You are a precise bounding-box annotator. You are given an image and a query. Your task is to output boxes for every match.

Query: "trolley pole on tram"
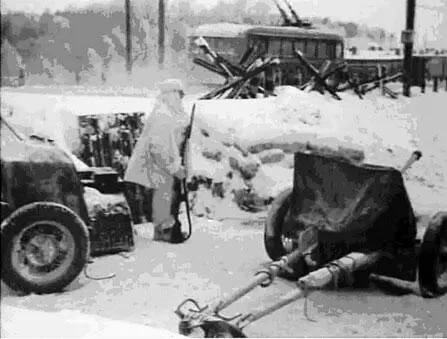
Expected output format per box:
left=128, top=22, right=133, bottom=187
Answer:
left=402, top=0, right=416, bottom=97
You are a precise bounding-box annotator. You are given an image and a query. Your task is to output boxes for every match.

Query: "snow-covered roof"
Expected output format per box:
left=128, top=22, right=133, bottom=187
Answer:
left=190, top=23, right=254, bottom=38
left=247, top=25, right=344, bottom=42
left=345, top=53, right=403, bottom=61
left=189, top=23, right=344, bottom=42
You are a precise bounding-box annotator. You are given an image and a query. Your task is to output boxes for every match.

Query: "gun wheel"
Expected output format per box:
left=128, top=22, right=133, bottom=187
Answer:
left=201, top=321, right=247, bottom=338
left=264, top=188, right=310, bottom=280
left=418, top=212, right=447, bottom=298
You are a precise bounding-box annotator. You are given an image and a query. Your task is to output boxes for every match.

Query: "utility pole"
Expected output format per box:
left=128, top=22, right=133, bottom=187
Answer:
left=158, top=0, right=165, bottom=69
left=402, top=0, right=416, bottom=97
left=125, top=0, right=132, bottom=75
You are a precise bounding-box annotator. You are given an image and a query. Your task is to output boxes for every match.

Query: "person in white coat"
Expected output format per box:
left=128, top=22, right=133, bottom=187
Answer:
left=124, top=79, right=189, bottom=242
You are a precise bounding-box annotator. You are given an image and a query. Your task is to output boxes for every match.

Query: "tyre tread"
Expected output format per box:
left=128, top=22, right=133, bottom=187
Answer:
left=1, top=202, right=90, bottom=294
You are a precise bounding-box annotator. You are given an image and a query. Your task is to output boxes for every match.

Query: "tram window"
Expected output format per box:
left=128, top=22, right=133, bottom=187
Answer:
left=326, top=42, right=335, bottom=59
left=216, top=39, right=226, bottom=50
left=306, top=41, right=317, bottom=58
left=336, top=42, right=343, bottom=58
left=253, top=39, right=268, bottom=55
left=205, top=38, right=217, bottom=50
left=282, top=40, right=294, bottom=56
left=215, top=38, right=237, bottom=55
left=317, top=42, right=327, bottom=58
left=233, top=38, right=245, bottom=52
left=294, top=40, right=305, bottom=54
left=268, top=39, right=282, bottom=56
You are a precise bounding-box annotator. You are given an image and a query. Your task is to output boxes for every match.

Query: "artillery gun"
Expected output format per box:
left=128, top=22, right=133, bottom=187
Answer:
left=175, top=149, right=446, bottom=337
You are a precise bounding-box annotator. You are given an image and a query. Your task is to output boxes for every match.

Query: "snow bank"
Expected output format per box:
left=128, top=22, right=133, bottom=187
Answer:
left=1, top=304, right=184, bottom=338
left=189, top=86, right=418, bottom=161
left=189, top=90, right=336, bottom=148
left=2, top=86, right=445, bottom=215
left=1, top=91, right=152, bottom=152
left=185, top=87, right=446, bottom=214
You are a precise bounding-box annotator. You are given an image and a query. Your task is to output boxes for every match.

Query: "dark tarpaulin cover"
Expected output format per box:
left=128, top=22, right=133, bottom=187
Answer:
left=290, top=151, right=417, bottom=260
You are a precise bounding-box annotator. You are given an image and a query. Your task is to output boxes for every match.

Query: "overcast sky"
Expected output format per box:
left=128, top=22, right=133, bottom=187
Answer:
left=2, top=0, right=446, bottom=48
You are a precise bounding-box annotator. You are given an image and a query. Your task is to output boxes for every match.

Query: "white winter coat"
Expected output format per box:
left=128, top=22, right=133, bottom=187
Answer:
left=124, top=92, right=190, bottom=189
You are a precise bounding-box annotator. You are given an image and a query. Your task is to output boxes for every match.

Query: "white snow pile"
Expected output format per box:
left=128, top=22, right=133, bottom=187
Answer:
left=182, top=85, right=426, bottom=216
left=0, top=91, right=152, bottom=153
left=1, top=304, right=184, bottom=338
left=189, top=86, right=418, bottom=160
left=2, top=86, right=445, bottom=216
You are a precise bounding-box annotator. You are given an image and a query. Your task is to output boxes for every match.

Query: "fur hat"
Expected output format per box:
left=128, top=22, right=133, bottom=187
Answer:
left=156, top=78, right=184, bottom=93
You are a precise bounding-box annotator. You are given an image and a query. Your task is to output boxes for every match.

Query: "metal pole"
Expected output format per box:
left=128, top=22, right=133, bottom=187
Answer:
left=158, top=0, right=165, bottom=69
left=403, top=0, right=416, bottom=97
left=213, top=249, right=303, bottom=314
left=125, top=0, right=132, bottom=74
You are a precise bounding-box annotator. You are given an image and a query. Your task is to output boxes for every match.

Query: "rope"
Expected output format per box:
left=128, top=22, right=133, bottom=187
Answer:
left=325, top=263, right=342, bottom=289
left=298, top=281, right=317, bottom=322
left=342, top=255, right=358, bottom=286
left=325, top=256, right=356, bottom=289
left=83, top=258, right=116, bottom=280
left=117, top=252, right=131, bottom=259
left=255, top=262, right=282, bottom=287
left=344, top=255, right=357, bottom=270
left=298, top=255, right=360, bottom=322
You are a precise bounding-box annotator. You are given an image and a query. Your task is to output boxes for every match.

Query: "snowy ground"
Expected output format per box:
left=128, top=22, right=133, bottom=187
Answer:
left=1, top=85, right=447, bottom=337
left=2, top=216, right=446, bottom=338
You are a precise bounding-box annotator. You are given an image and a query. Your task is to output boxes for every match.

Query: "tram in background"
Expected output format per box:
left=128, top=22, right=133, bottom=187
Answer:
left=187, top=22, right=344, bottom=86
left=186, top=0, right=446, bottom=89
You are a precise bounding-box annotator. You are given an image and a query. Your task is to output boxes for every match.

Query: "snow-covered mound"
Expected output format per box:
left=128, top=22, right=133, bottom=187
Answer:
left=1, top=304, right=184, bottom=338
left=2, top=86, right=445, bottom=215
left=188, top=86, right=418, bottom=161
left=185, top=86, right=446, bottom=214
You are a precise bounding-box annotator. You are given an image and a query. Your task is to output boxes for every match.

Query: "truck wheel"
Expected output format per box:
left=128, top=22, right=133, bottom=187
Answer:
left=1, top=202, right=90, bottom=294
left=418, top=212, right=447, bottom=298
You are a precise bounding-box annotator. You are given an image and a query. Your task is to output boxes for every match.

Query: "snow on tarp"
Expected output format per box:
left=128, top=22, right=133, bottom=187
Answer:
left=1, top=304, right=185, bottom=339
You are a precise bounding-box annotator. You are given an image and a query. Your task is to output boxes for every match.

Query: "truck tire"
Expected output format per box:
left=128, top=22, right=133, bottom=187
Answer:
left=418, top=212, right=447, bottom=298
left=1, top=202, right=90, bottom=294
left=264, top=188, right=294, bottom=261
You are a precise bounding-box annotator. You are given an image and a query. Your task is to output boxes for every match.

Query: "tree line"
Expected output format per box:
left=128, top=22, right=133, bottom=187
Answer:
left=1, top=0, right=390, bottom=85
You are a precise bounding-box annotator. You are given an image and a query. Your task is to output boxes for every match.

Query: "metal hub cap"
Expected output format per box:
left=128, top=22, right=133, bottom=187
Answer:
left=11, top=221, right=76, bottom=284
